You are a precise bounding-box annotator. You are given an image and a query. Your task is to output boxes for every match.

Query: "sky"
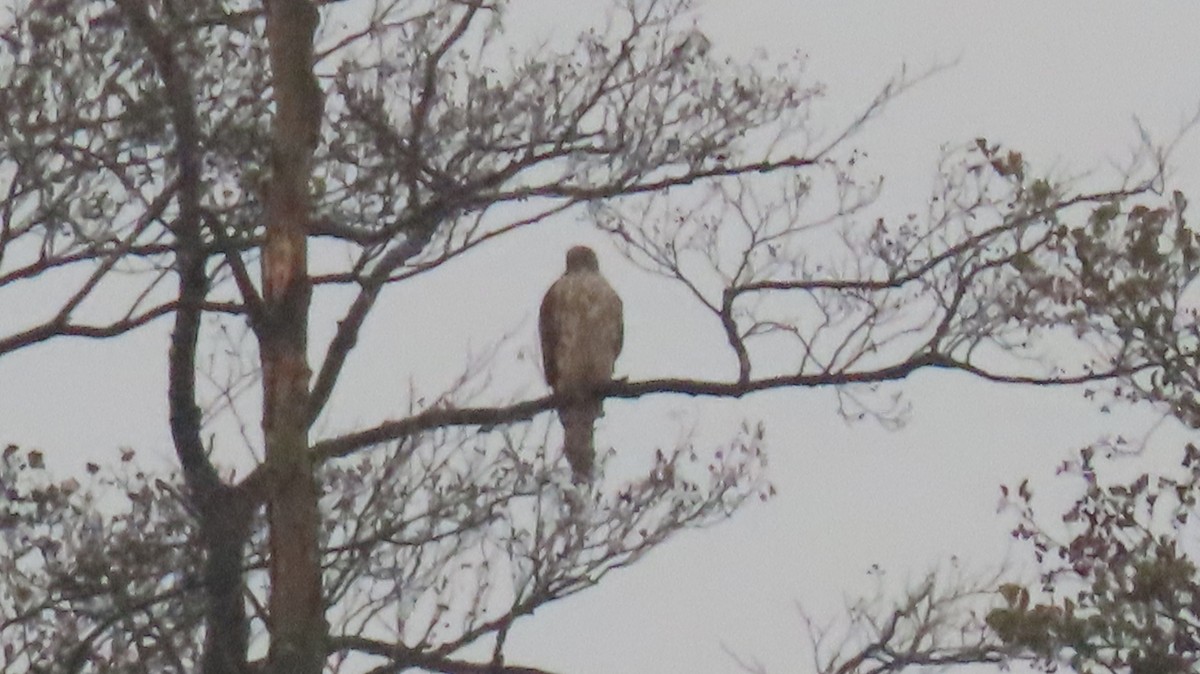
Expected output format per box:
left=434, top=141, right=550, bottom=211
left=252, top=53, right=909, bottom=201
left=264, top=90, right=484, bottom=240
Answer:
left=495, top=2, right=1200, bottom=672
left=3, top=1, right=1200, bottom=673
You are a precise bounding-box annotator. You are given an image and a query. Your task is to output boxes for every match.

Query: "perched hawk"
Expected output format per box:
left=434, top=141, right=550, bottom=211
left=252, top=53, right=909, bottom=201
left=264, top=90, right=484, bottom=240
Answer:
left=539, top=246, right=624, bottom=482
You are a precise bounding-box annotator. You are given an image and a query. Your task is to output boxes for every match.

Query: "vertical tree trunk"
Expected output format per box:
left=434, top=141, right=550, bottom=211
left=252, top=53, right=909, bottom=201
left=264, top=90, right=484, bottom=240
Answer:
left=113, top=2, right=258, bottom=671
left=262, top=1, right=324, bottom=672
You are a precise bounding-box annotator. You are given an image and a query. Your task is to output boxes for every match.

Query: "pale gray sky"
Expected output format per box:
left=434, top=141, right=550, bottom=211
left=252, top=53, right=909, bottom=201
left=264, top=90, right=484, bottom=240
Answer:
left=499, top=3, right=1200, bottom=672
left=2, top=2, right=1199, bottom=673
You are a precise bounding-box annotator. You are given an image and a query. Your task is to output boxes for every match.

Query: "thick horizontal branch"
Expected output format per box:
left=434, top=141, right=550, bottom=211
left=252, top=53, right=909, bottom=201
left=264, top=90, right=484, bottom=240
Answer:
left=0, top=242, right=177, bottom=287
left=0, top=300, right=243, bottom=356
left=270, top=352, right=1144, bottom=478
left=0, top=179, right=180, bottom=288
left=328, top=635, right=556, bottom=674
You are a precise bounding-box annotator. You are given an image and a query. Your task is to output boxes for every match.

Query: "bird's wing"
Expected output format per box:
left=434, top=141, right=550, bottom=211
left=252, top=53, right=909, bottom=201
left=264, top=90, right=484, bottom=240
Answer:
left=611, top=289, right=624, bottom=357
left=538, top=280, right=561, bottom=388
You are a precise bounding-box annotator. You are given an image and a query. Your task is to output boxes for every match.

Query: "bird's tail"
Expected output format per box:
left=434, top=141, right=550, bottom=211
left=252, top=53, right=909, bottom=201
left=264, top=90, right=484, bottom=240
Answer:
left=560, top=399, right=601, bottom=483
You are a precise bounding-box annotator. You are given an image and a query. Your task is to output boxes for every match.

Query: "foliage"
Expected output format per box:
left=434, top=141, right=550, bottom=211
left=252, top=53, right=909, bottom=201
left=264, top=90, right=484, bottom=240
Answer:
left=2, top=422, right=766, bottom=672
left=0, top=446, right=202, bottom=671
left=0, top=0, right=1185, bottom=672
left=984, top=441, right=1200, bottom=674
left=977, top=156, right=1200, bottom=674
left=751, top=134, right=1200, bottom=674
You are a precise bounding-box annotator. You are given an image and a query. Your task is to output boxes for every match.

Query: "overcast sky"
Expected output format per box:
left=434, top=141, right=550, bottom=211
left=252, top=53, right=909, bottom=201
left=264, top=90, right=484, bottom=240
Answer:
left=3, top=1, right=1200, bottom=673
left=499, top=2, right=1200, bottom=672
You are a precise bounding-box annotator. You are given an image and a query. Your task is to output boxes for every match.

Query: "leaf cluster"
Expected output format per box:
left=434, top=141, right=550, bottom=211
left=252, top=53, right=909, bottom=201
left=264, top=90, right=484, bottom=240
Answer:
left=989, top=443, right=1200, bottom=673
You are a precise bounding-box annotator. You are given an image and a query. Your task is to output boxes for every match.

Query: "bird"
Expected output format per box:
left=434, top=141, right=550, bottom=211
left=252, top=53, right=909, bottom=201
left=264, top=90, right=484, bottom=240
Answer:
left=539, top=246, right=624, bottom=482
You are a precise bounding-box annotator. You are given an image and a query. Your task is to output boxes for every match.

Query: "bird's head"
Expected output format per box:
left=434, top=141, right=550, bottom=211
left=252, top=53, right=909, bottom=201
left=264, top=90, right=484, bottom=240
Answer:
left=564, top=245, right=600, bottom=273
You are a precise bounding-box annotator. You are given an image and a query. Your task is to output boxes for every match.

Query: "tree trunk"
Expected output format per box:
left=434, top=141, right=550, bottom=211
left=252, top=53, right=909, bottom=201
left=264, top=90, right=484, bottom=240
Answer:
left=111, top=2, right=258, bottom=671
left=262, top=1, right=324, bottom=672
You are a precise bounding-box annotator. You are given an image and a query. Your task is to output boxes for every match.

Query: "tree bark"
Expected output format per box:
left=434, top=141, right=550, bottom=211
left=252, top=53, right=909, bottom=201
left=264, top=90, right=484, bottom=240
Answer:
left=262, top=1, right=324, bottom=673
left=112, top=2, right=257, bottom=672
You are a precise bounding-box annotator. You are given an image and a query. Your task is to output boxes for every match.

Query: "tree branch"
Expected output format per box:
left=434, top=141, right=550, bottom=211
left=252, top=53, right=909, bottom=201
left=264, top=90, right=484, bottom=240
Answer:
left=237, top=348, right=1149, bottom=501
left=115, top=3, right=255, bottom=674
left=329, top=634, right=559, bottom=674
